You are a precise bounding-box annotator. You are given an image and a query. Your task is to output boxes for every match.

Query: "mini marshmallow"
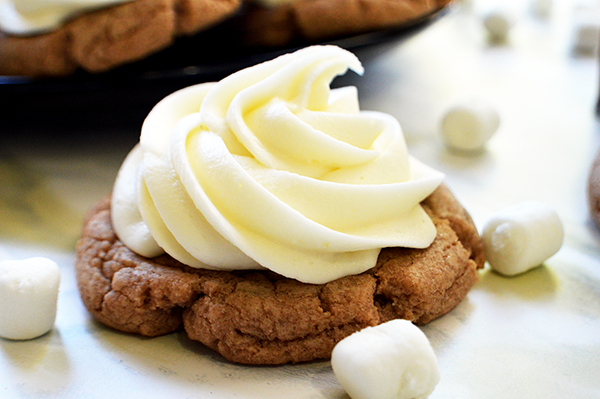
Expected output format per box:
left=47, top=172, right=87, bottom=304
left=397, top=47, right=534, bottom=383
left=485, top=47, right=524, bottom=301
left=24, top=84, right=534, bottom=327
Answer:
left=439, top=99, right=500, bottom=151
left=0, top=257, right=61, bottom=340
left=573, top=23, right=600, bottom=55
left=331, top=319, right=440, bottom=399
left=482, top=201, right=563, bottom=276
left=531, top=0, right=552, bottom=19
left=483, top=10, right=516, bottom=43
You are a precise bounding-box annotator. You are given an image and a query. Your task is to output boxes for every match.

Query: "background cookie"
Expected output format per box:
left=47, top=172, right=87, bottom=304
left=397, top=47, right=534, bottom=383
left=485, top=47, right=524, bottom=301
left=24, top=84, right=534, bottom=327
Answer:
left=242, top=0, right=453, bottom=47
left=588, top=147, right=600, bottom=230
left=75, top=185, right=484, bottom=365
left=0, top=0, right=242, bottom=77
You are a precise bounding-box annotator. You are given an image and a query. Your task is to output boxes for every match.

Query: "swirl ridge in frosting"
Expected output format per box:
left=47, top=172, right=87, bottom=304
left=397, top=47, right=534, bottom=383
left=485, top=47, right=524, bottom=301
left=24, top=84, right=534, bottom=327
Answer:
left=111, top=45, right=444, bottom=284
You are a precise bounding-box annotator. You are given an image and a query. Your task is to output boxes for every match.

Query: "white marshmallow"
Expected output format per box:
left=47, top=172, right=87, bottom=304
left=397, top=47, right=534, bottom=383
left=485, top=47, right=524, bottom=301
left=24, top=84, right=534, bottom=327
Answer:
left=0, top=257, right=61, bottom=340
left=331, top=319, right=440, bottom=399
left=531, top=0, right=553, bottom=19
left=483, top=10, right=516, bottom=43
left=482, top=201, right=563, bottom=276
left=439, top=99, right=500, bottom=151
left=573, top=23, right=600, bottom=55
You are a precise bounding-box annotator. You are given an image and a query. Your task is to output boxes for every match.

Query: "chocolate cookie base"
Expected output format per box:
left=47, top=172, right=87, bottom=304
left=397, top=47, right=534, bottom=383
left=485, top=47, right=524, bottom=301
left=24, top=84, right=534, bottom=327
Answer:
left=75, top=184, right=484, bottom=365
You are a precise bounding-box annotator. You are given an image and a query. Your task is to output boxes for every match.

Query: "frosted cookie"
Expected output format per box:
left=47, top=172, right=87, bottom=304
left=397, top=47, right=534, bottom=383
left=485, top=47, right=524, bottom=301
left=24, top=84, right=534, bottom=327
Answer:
left=0, top=0, right=242, bottom=77
left=75, top=185, right=484, bottom=364
left=74, top=45, right=484, bottom=364
left=242, top=0, right=453, bottom=47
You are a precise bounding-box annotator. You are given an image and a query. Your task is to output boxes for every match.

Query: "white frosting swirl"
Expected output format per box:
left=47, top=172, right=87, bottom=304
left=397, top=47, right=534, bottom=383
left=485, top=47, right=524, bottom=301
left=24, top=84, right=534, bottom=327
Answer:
left=0, top=0, right=132, bottom=35
left=112, top=45, right=444, bottom=284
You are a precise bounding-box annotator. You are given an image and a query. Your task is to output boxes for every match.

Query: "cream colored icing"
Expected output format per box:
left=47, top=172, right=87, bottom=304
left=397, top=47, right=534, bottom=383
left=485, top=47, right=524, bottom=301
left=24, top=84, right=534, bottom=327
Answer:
left=111, top=45, right=444, bottom=284
left=0, top=0, right=132, bottom=35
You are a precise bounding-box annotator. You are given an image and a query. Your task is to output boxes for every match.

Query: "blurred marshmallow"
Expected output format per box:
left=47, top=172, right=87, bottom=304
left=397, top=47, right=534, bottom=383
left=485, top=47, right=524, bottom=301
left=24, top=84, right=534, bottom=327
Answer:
left=531, top=0, right=553, bottom=19
left=439, top=99, right=500, bottom=151
left=573, top=23, right=600, bottom=55
left=483, top=10, right=516, bottom=43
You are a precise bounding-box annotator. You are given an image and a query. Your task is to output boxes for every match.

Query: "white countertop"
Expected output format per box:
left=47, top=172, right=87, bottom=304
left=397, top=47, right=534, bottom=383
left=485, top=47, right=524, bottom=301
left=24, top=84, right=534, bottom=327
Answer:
left=2, top=0, right=600, bottom=398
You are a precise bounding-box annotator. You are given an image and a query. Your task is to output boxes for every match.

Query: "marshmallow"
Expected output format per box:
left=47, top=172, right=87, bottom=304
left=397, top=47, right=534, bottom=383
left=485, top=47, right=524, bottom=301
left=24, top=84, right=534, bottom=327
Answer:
left=439, top=99, right=500, bottom=151
left=531, top=0, right=553, bottom=19
left=483, top=10, right=516, bottom=43
left=0, top=257, right=61, bottom=340
left=331, top=319, right=440, bottom=399
left=482, top=201, right=563, bottom=276
left=573, top=24, right=600, bottom=55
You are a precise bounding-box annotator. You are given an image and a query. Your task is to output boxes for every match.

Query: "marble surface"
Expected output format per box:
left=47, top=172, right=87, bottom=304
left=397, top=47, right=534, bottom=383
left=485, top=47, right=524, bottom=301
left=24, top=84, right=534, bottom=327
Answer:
left=2, top=0, right=600, bottom=398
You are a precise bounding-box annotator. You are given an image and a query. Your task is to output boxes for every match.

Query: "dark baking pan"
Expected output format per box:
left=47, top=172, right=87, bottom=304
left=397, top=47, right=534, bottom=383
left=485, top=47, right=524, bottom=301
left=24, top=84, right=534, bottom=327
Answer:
left=0, top=6, right=451, bottom=131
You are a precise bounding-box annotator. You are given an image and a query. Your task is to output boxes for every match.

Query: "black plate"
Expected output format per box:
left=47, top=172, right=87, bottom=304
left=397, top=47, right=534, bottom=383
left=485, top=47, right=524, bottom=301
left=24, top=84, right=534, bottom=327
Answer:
left=0, top=6, right=450, bottom=130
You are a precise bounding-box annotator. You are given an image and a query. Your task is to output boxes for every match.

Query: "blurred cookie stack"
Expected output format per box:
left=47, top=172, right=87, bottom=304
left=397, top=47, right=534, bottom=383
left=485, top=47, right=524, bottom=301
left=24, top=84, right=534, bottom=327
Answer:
left=0, top=0, right=452, bottom=77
